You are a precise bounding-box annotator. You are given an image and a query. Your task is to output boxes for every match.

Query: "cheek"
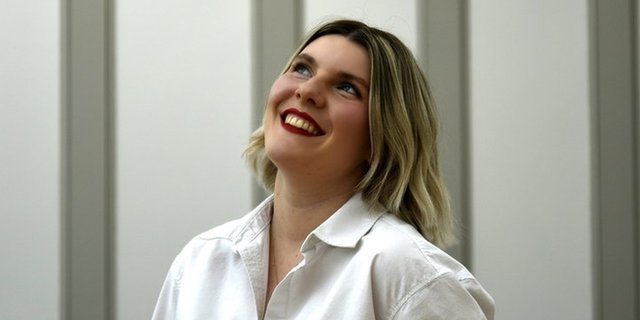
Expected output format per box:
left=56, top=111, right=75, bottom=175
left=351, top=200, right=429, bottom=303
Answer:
left=267, top=75, right=295, bottom=110
left=264, top=76, right=295, bottom=139
left=264, top=77, right=289, bottom=131
left=348, top=107, right=369, bottom=134
left=334, top=106, right=370, bottom=149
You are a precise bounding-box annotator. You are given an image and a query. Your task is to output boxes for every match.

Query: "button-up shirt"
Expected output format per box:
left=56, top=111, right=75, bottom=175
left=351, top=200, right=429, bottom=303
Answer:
left=152, top=193, right=495, bottom=319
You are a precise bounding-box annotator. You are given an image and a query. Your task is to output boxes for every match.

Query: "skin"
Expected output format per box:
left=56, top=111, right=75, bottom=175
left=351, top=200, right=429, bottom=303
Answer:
left=263, top=34, right=371, bottom=307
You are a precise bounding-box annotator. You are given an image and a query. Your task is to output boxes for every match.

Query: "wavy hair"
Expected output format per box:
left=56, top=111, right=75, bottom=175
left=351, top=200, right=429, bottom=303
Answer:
left=244, top=19, right=454, bottom=248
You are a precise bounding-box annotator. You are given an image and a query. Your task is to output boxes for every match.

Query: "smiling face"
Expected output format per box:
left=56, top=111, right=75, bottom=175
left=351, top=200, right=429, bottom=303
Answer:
left=264, top=35, right=371, bottom=187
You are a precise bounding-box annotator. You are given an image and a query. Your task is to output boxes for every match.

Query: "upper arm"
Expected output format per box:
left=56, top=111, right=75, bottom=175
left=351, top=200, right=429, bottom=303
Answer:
left=390, top=274, right=495, bottom=320
left=151, top=250, right=186, bottom=320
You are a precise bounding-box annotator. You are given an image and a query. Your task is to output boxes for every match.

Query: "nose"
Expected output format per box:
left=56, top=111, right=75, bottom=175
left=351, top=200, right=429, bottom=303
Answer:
left=295, top=78, right=325, bottom=107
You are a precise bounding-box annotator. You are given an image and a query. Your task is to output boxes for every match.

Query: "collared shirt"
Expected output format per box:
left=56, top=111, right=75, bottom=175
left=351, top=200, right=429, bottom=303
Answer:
left=152, top=193, right=495, bottom=320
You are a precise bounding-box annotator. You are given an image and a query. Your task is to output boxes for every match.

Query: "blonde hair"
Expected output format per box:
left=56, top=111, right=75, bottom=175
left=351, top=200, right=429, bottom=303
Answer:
left=245, top=19, right=454, bottom=248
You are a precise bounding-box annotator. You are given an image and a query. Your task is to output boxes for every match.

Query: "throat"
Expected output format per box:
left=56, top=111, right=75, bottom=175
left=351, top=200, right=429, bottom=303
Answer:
left=265, top=227, right=304, bottom=306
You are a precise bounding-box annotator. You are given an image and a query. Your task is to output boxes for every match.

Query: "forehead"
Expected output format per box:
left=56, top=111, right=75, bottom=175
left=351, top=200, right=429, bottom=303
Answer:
left=300, top=35, right=371, bottom=82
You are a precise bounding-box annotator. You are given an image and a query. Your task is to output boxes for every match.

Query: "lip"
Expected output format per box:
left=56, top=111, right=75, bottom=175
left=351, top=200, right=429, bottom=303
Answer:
left=280, top=108, right=326, bottom=136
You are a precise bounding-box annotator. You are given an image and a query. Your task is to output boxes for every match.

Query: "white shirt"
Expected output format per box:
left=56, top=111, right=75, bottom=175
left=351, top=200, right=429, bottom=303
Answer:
left=152, top=193, right=495, bottom=320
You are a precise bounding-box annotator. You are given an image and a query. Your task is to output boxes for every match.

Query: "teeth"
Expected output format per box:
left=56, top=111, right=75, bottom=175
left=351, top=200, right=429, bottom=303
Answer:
left=284, top=114, right=319, bottom=135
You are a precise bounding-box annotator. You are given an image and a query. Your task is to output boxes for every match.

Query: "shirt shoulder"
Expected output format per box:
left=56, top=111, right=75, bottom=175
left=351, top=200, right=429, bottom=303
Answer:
left=364, top=213, right=469, bottom=280
left=166, top=196, right=273, bottom=277
left=361, top=214, right=495, bottom=319
left=153, top=199, right=273, bottom=320
left=191, top=195, right=273, bottom=245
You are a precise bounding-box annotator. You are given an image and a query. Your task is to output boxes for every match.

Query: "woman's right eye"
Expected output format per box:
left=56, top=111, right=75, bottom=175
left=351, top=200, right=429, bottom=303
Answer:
left=292, top=63, right=312, bottom=77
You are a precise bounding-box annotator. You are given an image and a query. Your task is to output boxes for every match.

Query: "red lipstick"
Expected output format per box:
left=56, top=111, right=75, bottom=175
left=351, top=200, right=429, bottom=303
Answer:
left=280, top=108, right=325, bottom=136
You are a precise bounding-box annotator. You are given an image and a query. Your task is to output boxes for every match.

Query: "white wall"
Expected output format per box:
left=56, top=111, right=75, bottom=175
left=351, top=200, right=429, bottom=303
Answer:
left=469, top=1, right=592, bottom=319
left=115, top=1, right=253, bottom=319
left=303, top=0, right=417, bottom=53
left=0, top=2, right=61, bottom=319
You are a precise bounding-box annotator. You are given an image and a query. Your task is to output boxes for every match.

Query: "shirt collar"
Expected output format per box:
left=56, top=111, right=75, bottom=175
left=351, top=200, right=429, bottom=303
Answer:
left=233, top=193, right=386, bottom=251
left=230, top=196, right=273, bottom=246
left=303, top=193, right=386, bottom=250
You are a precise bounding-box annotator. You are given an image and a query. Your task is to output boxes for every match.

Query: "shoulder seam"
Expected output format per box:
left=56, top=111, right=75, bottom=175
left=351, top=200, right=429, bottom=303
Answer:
left=387, top=272, right=451, bottom=320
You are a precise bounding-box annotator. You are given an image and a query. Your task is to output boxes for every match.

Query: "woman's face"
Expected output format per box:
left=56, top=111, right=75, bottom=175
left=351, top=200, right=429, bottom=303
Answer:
left=264, top=34, right=371, bottom=185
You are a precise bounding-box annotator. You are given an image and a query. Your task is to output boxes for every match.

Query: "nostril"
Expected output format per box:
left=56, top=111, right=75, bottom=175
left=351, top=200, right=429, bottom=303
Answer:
left=295, top=83, right=323, bottom=107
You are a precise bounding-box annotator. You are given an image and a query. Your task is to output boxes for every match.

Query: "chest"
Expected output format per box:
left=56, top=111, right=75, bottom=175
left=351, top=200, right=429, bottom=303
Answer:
left=176, top=241, right=403, bottom=320
left=261, top=245, right=384, bottom=320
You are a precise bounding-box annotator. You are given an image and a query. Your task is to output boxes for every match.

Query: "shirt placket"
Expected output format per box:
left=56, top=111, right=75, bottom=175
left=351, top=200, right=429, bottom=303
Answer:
left=236, top=233, right=269, bottom=319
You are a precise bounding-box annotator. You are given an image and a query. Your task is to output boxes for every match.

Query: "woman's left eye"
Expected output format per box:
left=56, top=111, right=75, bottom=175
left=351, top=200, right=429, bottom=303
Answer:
left=337, top=83, right=360, bottom=96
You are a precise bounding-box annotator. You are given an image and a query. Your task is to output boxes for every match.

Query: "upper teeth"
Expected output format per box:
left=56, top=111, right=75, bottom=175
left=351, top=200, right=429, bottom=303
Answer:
left=285, top=114, right=319, bottom=135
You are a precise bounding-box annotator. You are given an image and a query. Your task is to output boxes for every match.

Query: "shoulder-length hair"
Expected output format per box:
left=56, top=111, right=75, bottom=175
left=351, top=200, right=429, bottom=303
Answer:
left=245, top=19, right=454, bottom=248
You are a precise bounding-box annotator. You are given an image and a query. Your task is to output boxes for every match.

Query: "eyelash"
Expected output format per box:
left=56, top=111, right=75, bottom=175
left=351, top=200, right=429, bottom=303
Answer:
left=290, top=61, right=361, bottom=97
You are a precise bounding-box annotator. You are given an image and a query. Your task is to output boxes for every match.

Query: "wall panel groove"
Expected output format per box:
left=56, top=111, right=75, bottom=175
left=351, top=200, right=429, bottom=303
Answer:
left=61, top=0, right=114, bottom=319
left=592, top=0, right=639, bottom=319
left=418, top=0, right=470, bottom=266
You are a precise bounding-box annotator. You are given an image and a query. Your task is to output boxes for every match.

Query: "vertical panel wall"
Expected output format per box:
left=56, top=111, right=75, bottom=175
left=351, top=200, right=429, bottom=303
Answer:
left=637, top=2, right=640, bottom=317
left=115, top=1, right=253, bottom=319
left=0, top=2, right=61, bottom=319
left=418, top=0, right=470, bottom=264
left=62, top=0, right=113, bottom=318
left=469, top=1, right=593, bottom=319
left=303, top=0, right=417, bottom=52
left=594, top=0, right=640, bottom=318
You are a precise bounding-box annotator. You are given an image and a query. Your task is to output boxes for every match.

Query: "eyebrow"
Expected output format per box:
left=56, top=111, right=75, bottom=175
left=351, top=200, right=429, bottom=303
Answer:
left=295, top=53, right=370, bottom=89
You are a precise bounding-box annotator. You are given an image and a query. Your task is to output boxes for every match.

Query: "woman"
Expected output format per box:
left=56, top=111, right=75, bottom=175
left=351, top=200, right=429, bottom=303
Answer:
left=153, top=19, right=494, bottom=319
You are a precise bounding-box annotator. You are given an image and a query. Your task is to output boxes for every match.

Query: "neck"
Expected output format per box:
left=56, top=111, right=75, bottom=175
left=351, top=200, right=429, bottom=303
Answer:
left=264, top=170, right=361, bottom=308
left=270, top=172, right=358, bottom=245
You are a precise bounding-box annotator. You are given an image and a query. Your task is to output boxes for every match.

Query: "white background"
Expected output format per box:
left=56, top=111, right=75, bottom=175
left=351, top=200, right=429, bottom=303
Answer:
left=115, top=1, right=253, bottom=318
left=0, top=2, right=61, bottom=319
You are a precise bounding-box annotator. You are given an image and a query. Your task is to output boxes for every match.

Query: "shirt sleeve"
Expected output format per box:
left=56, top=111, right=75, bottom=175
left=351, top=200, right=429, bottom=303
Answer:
left=391, top=273, right=495, bottom=320
left=151, top=252, right=184, bottom=320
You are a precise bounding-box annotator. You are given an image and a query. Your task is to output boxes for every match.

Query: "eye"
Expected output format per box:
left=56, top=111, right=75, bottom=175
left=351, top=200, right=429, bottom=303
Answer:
left=291, top=62, right=312, bottom=78
left=337, top=82, right=360, bottom=97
